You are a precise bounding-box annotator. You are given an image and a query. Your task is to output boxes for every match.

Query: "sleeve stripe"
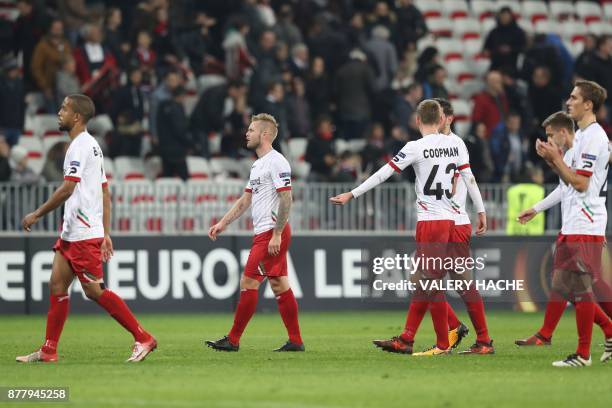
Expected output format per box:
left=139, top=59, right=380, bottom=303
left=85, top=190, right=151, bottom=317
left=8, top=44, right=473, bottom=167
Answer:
left=64, top=176, right=81, bottom=182
left=576, top=169, right=593, bottom=177
left=102, top=181, right=108, bottom=187
left=245, top=188, right=253, bottom=193
left=276, top=186, right=292, bottom=192
left=388, top=161, right=401, bottom=173
left=457, top=163, right=470, bottom=171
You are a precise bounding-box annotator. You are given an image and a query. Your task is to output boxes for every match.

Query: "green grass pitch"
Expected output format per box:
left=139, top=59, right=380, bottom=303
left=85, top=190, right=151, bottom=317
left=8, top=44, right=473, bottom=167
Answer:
left=1, top=311, right=610, bottom=408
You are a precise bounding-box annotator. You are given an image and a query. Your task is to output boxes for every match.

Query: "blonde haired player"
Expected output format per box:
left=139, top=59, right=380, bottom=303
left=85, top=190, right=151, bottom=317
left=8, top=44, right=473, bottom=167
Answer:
left=206, top=113, right=304, bottom=352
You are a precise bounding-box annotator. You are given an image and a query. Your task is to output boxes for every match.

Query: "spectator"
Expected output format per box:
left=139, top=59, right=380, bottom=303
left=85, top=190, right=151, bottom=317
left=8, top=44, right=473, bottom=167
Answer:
left=575, top=35, right=612, bottom=108
left=366, top=1, right=397, bottom=43
left=57, top=0, right=99, bottom=44
left=133, top=30, right=156, bottom=85
left=597, top=105, right=612, bottom=136
left=55, top=56, right=80, bottom=108
left=490, top=112, right=525, bottom=182
left=392, top=82, right=422, bottom=132
left=422, top=64, right=448, bottom=99
left=0, top=60, right=25, bottom=147
left=306, top=56, right=331, bottom=123
left=364, top=25, right=398, bottom=92
left=248, top=29, right=281, bottom=107
left=305, top=116, right=336, bottom=181
left=306, top=15, right=349, bottom=73
left=149, top=69, right=182, bottom=141
left=575, top=33, right=598, bottom=71
left=472, top=70, right=509, bottom=138
left=333, top=151, right=361, bottom=182
left=360, top=123, right=386, bottom=173
left=500, top=66, right=528, bottom=121
left=9, top=145, right=38, bottom=184
left=274, top=4, right=303, bottom=48
left=157, top=86, right=191, bottom=180
left=288, top=43, right=309, bottom=78
left=103, top=7, right=125, bottom=64
left=521, top=34, right=564, bottom=89
left=257, top=81, right=289, bottom=150
left=31, top=19, right=72, bottom=112
left=222, top=16, right=254, bottom=80
left=414, top=46, right=439, bottom=83
left=286, top=77, right=312, bottom=139
left=386, top=125, right=409, bottom=157
left=395, top=0, right=427, bottom=51
left=528, top=66, right=563, bottom=127
left=0, top=136, right=11, bottom=181
left=109, top=68, right=145, bottom=157
left=73, top=24, right=119, bottom=111
left=483, top=6, right=526, bottom=71
left=178, top=12, right=219, bottom=77
left=464, top=122, right=494, bottom=182
left=41, top=141, right=68, bottom=182
left=220, top=83, right=251, bottom=158
left=334, top=49, right=375, bottom=139
left=13, top=0, right=49, bottom=91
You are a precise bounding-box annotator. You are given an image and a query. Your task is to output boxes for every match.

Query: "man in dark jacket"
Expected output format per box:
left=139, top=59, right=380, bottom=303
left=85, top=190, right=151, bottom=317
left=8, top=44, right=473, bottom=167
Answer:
left=0, top=60, right=25, bottom=146
left=109, top=67, right=145, bottom=157
left=575, top=35, right=612, bottom=106
left=334, top=49, right=375, bottom=140
left=305, top=116, right=336, bottom=181
left=484, top=7, right=527, bottom=71
left=257, top=81, right=289, bottom=151
left=157, top=87, right=192, bottom=180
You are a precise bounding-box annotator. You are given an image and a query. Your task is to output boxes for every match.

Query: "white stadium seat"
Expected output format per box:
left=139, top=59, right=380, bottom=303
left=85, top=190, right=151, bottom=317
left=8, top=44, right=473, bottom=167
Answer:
left=575, top=1, right=603, bottom=23
left=87, top=114, right=114, bottom=138
left=560, top=19, right=588, bottom=42
left=451, top=99, right=471, bottom=121
left=208, top=157, right=243, bottom=178
left=292, top=161, right=311, bottom=180
left=436, top=38, right=464, bottom=61
left=288, top=138, right=308, bottom=162
left=517, top=18, right=534, bottom=35
left=453, top=18, right=482, bottom=40
left=463, top=38, right=484, bottom=57
left=604, top=3, right=612, bottom=19
left=144, top=155, right=163, bottom=179
left=549, top=1, right=576, bottom=20
left=42, top=135, right=69, bottom=156
left=32, top=114, right=60, bottom=138
left=115, top=156, right=146, bottom=180
left=469, top=54, right=490, bottom=77
left=103, top=157, right=115, bottom=180
left=534, top=19, right=557, bottom=35
left=186, top=156, right=211, bottom=179
left=453, top=121, right=471, bottom=137
left=521, top=1, right=549, bottom=23
left=441, top=0, right=469, bottom=19
left=471, top=0, right=497, bottom=20
left=425, top=17, right=453, bottom=37
left=239, top=157, right=256, bottom=179
left=445, top=59, right=469, bottom=81
left=480, top=17, right=496, bottom=34
left=460, top=79, right=483, bottom=99
left=17, top=137, right=43, bottom=159
left=415, top=0, right=442, bottom=18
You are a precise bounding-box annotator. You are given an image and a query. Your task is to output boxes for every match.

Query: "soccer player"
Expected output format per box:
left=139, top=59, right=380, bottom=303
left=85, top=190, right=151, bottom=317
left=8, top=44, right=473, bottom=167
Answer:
left=531, top=81, right=612, bottom=367
left=514, top=110, right=612, bottom=364
left=206, top=113, right=304, bottom=352
left=331, top=99, right=486, bottom=355
left=435, top=98, right=494, bottom=354
left=16, top=95, right=156, bottom=363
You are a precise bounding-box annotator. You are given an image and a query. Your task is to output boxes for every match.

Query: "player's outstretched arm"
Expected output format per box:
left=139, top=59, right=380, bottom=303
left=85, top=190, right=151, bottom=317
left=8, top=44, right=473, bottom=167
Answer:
left=536, top=139, right=589, bottom=192
left=518, top=186, right=562, bottom=225
left=21, top=180, right=77, bottom=231
left=208, top=191, right=252, bottom=241
left=269, top=189, right=292, bottom=256
left=330, top=163, right=396, bottom=205
left=457, top=167, right=487, bottom=235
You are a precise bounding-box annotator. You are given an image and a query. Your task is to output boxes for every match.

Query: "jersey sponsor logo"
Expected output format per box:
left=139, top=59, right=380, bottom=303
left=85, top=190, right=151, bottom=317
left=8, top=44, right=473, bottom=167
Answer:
left=70, top=161, right=80, bottom=167
left=250, top=177, right=261, bottom=186
left=423, top=147, right=459, bottom=159
left=279, top=172, right=291, bottom=178
left=392, top=152, right=406, bottom=162
left=581, top=153, right=597, bottom=160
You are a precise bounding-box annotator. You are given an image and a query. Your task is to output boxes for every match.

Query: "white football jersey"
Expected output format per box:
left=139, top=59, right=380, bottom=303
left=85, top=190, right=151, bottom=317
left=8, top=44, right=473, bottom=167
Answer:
left=245, top=149, right=292, bottom=235
left=61, top=132, right=107, bottom=241
left=451, top=174, right=470, bottom=225
left=561, top=123, right=608, bottom=236
left=389, top=133, right=470, bottom=221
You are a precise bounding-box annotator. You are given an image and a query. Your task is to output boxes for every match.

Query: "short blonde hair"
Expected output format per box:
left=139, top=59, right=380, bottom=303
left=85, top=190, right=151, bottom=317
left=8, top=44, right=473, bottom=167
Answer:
left=251, top=113, right=279, bottom=139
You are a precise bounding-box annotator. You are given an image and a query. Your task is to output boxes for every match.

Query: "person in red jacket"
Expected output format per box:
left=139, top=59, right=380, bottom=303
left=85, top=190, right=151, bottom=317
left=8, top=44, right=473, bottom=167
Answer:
left=471, top=70, right=509, bottom=138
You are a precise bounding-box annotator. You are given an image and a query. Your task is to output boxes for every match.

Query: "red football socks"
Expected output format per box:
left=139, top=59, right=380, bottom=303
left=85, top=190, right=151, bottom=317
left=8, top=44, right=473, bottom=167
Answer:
left=430, top=294, right=449, bottom=350
left=593, top=303, right=612, bottom=338
left=228, top=288, right=259, bottom=345
left=446, top=302, right=460, bottom=330
left=459, top=288, right=491, bottom=344
left=401, top=299, right=428, bottom=343
left=574, top=292, right=595, bottom=359
left=276, top=288, right=303, bottom=345
left=593, top=279, right=612, bottom=319
left=41, top=293, right=70, bottom=354
left=538, top=291, right=567, bottom=340
left=97, top=290, right=150, bottom=343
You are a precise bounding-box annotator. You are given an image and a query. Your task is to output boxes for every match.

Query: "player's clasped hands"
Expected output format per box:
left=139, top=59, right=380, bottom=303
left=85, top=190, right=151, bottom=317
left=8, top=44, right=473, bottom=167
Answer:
left=329, top=192, right=353, bottom=205
left=535, top=139, right=561, bottom=162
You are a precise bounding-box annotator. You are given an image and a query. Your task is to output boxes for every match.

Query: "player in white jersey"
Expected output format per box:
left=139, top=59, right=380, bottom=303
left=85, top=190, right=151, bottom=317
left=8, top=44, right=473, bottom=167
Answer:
left=206, top=113, right=304, bottom=352
left=331, top=100, right=487, bottom=355
left=435, top=98, right=494, bottom=355
left=515, top=111, right=612, bottom=363
left=532, top=81, right=612, bottom=367
left=17, top=95, right=156, bottom=363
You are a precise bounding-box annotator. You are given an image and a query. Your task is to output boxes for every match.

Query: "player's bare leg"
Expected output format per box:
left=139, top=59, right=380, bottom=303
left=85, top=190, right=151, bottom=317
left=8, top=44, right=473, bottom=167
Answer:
left=270, top=276, right=304, bottom=351
left=81, top=280, right=156, bottom=362
left=17, top=252, right=74, bottom=363
left=206, top=275, right=261, bottom=351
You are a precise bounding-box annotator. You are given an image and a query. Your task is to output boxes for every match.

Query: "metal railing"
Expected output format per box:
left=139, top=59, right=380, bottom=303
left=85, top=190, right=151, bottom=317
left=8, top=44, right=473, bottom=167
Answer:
left=0, top=181, right=608, bottom=235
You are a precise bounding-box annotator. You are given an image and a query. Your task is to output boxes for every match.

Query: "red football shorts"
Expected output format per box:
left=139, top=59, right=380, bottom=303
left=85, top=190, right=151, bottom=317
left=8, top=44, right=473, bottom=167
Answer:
left=553, top=234, right=605, bottom=278
left=53, top=238, right=104, bottom=283
left=415, top=220, right=454, bottom=279
left=448, top=223, right=472, bottom=259
left=244, top=224, right=291, bottom=281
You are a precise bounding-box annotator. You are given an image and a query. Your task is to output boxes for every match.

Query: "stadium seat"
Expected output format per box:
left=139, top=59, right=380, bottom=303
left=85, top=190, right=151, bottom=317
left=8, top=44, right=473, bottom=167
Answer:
left=87, top=114, right=114, bottom=138
left=292, top=161, right=311, bottom=180
left=209, top=157, right=243, bottom=178
left=560, top=19, right=588, bottom=43
left=28, top=158, right=44, bottom=175
left=153, top=178, right=186, bottom=232
left=113, top=179, right=154, bottom=231
left=17, top=137, right=43, bottom=159
left=239, top=157, right=256, bottom=179
left=453, top=120, right=471, bottom=137
left=436, top=38, right=464, bottom=61
left=521, top=0, right=549, bottom=23
left=144, top=155, right=163, bottom=179
left=463, top=38, right=484, bottom=57
left=415, top=0, right=442, bottom=18
left=33, top=114, right=60, bottom=138
left=471, top=0, right=497, bottom=20
left=445, top=78, right=461, bottom=99
left=0, top=5, right=19, bottom=21
left=103, top=157, right=115, bottom=180
left=208, top=132, right=222, bottom=155
left=480, top=17, right=496, bottom=34
left=453, top=18, right=482, bottom=40
left=346, top=139, right=367, bottom=153
left=288, top=138, right=308, bottom=162
left=605, top=3, right=612, bottom=19
left=563, top=38, right=585, bottom=58
left=469, top=53, right=490, bottom=77
left=115, top=156, right=146, bottom=180
left=445, top=58, right=471, bottom=81
left=575, top=1, right=602, bottom=24
left=42, top=135, right=69, bottom=156
left=451, top=99, right=471, bottom=122
left=517, top=18, right=534, bottom=35
left=186, top=156, right=211, bottom=179
left=441, top=0, right=469, bottom=19
left=425, top=17, right=453, bottom=37
left=335, top=139, right=348, bottom=154
left=549, top=1, right=576, bottom=20
left=182, top=91, right=199, bottom=116
left=460, top=79, right=483, bottom=99
left=533, top=19, right=556, bottom=35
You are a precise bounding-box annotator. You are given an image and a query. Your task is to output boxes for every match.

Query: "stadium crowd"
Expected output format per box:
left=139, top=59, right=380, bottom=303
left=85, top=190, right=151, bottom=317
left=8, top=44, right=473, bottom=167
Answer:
left=0, top=0, right=611, bottom=184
